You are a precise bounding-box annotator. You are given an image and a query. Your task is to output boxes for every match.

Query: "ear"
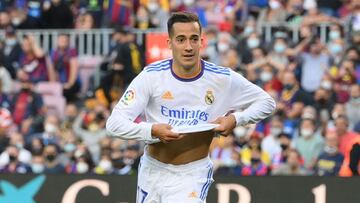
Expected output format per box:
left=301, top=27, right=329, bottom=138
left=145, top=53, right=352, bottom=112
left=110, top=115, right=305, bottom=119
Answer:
left=200, top=37, right=204, bottom=48
left=167, top=38, right=172, bottom=50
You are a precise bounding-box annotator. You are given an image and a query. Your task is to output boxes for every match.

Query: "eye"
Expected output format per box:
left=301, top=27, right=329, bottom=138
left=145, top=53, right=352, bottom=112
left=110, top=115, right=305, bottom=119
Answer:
left=176, top=38, right=185, bottom=43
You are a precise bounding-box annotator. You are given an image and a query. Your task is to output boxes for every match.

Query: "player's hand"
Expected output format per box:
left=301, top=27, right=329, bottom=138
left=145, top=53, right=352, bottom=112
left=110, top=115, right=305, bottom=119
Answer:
left=212, top=115, right=237, bottom=136
left=151, top=124, right=184, bottom=143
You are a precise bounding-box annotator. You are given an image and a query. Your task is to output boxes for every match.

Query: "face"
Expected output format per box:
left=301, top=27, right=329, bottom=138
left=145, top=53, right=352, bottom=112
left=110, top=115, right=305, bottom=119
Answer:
left=21, top=38, right=32, bottom=53
left=287, top=150, right=300, bottom=167
left=350, top=85, right=360, bottom=98
left=325, top=131, right=338, bottom=148
left=57, top=35, right=69, bottom=50
left=168, top=22, right=203, bottom=70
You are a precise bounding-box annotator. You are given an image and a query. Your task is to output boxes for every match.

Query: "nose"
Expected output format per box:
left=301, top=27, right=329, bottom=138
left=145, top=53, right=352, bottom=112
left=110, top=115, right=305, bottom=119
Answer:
left=184, top=40, right=192, bottom=52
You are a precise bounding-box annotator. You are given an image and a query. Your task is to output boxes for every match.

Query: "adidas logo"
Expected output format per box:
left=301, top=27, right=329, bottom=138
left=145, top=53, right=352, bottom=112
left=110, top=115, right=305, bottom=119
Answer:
left=161, top=91, right=174, bottom=100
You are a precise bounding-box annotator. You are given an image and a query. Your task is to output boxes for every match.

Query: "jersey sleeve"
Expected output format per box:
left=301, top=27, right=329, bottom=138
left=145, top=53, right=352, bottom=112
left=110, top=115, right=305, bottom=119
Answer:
left=106, top=70, right=160, bottom=144
left=228, top=70, right=276, bottom=125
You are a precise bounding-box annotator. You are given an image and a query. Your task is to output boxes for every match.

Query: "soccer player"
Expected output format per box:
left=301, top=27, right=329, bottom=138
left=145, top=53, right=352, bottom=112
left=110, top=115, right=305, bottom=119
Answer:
left=106, top=12, right=276, bottom=203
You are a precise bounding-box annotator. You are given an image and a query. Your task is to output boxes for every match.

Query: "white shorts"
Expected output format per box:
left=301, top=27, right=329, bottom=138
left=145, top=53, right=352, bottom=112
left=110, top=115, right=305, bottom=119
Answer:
left=136, top=151, right=214, bottom=203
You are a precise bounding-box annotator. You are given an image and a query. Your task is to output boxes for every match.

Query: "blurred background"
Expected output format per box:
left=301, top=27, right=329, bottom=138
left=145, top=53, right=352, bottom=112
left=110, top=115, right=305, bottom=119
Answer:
left=0, top=0, right=360, bottom=201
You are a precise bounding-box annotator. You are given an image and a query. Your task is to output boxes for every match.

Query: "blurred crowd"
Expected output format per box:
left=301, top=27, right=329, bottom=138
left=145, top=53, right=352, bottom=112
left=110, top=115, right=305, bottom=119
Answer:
left=0, top=0, right=360, bottom=177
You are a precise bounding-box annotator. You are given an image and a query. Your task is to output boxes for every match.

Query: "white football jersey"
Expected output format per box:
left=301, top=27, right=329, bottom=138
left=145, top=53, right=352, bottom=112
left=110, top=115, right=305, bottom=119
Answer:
left=106, top=59, right=276, bottom=143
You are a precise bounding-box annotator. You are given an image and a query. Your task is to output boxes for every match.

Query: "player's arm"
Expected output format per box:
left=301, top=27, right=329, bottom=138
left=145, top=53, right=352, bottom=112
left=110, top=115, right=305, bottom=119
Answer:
left=106, top=71, right=182, bottom=143
left=229, top=71, right=276, bottom=125
left=214, top=71, right=276, bottom=135
left=106, top=71, right=159, bottom=143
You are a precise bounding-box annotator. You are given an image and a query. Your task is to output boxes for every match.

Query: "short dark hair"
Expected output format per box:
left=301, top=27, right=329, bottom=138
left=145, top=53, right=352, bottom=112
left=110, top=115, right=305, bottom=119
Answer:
left=167, top=12, right=201, bottom=36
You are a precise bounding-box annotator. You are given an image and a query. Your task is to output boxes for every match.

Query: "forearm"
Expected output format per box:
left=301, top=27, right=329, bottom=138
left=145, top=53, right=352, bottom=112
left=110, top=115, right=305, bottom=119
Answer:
left=232, top=96, right=275, bottom=126
left=106, top=109, right=159, bottom=144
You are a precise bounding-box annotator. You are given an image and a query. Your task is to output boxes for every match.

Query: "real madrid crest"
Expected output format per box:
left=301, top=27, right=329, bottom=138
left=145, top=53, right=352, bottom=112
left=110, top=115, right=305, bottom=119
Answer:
left=205, top=90, right=214, bottom=105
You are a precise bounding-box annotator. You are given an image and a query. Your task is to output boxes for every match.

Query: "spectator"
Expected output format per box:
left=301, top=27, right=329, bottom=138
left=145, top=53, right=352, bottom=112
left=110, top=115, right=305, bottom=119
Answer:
left=271, top=132, right=292, bottom=169
left=10, top=76, right=44, bottom=134
left=1, top=26, right=22, bottom=79
left=345, top=84, right=360, bottom=127
left=241, top=147, right=268, bottom=176
left=334, top=115, right=359, bottom=156
left=31, top=153, right=45, bottom=173
left=0, top=132, right=31, bottom=167
left=134, top=5, right=156, bottom=30
left=28, top=114, right=61, bottom=146
left=0, top=145, right=32, bottom=173
left=348, top=142, right=360, bottom=176
left=271, top=149, right=309, bottom=175
left=211, top=134, right=240, bottom=171
left=314, top=130, right=344, bottom=176
left=261, top=116, right=283, bottom=162
left=241, top=133, right=271, bottom=166
left=18, top=35, right=55, bottom=83
left=50, top=34, right=81, bottom=102
left=146, top=0, right=169, bottom=30
left=43, top=144, right=65, bottom=173
left=257, top=0, right=286, bottom=26
left=66, top=143, right=94, bottom=174
left=277, top=71, right=314, bottom=124
left=61, top=103, right=78, bottom=130
left=331, top=60, right=357, bottom=103
left=73, top=109, right=107, bottom=163
left=0, top=11, right=11, bottom=29
left=41, top=0, right=74, bottom=28
left=299, top=37, right=331, bottom=93
left=292, top=118, right=324, bottom=170
left=94, top=152, right=114, bottom=175
left=0, top=52, right=13, bottom=95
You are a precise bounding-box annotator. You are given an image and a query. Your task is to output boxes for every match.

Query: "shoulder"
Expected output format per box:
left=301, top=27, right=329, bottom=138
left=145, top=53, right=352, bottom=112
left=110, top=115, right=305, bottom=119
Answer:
left=143, top=59, right=171, bottom=73
left=202, top=60, right=231, bottom=76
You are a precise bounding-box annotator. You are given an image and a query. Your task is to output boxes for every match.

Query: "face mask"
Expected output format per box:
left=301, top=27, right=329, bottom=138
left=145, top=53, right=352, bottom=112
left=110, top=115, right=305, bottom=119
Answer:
left=329, top=43, right=343, bottom=55
left=280, top=144, right=288, bottom=150
left=350, top=96, right=360, bottom=104
left=15, top=143, right=24, bottom=149
left=260, top=71, right=273, bottom=82
left=45, top=123, right=58, bottom=134
left=147, top=3, right=159, bottom=12
left=269, top=1, right=281, bottom=9
left=218, top=43, right=229, bottom=53
left=9, top=155, right=17, bottom=162
left=329, top=31, right=340, bottom=40
left=247, top=38, right=259, bottom=49
left=11, top=18, right=21, bottom=26
left=324, top=146, right=338, bottom=154
left=320, top=80, right=332, bottom=90
left=184, top=0, right=195, bottom=6
left=274, top=43, right=286, bottom=53
left=31, top=163, right=44, bottom=173
left=301, top=129, right=313, bottom=138
left=64, top=143, right=76, bottom=153
left=233, top=126, right=247, bottom=138
left=99, top=160, right=113, bottom=172
left=251, top=158, right=261, bottom=164
left=76, top=162, right=89, bottom=174
left=223, top=159, right=237, bottom=167
left=88, top=123, right=100, bottom=132
left=46, top=154, right=56, bottom=162
left=243, top=26, right=254, bottom=36
left=5, top=38, right=17, bottom=46
left=270, top=127, right=282, bottom=137
left=283, top=84, right=294, bottom=90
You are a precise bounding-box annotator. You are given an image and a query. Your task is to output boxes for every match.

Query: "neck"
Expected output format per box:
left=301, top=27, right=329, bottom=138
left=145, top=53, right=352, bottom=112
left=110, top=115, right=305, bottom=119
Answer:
left=172, top=59, right=201, bottom=79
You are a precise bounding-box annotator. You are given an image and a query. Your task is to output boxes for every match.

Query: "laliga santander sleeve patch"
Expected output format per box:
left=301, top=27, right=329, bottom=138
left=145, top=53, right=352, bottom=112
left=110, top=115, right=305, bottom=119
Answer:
left=120, top=89, right=136, bottom=105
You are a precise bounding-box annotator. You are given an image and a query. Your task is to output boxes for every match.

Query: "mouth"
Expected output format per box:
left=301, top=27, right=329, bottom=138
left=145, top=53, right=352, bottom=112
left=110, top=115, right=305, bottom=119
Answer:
left=183, top=54, right=194, bottom=59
